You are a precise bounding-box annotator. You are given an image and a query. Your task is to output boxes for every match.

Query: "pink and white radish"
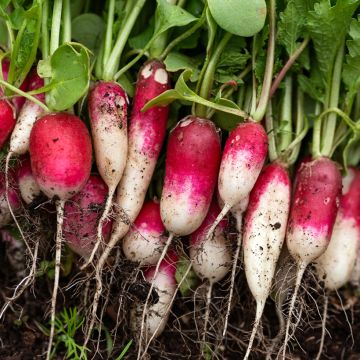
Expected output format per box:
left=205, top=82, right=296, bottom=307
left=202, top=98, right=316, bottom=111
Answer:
left=189, top=198, right=231, bottom=342
left=131, top=250, right=178, bottom=344
left=206, top=122, right=268, bottom=240
left=110, top=60, right=170, bottom=246
left=0, top=99, right=16, bottom=149
left=123, top=199, right=167, bottom=265
left=29, top=112, right=92, bottom=358
left=242, top=162, right=291, bottom=360
left=17, top=156, right=41, bottom=205
left=63, top=174, right=112, bottom=259
left=313, top=168, right=360, bottom=360
left=87, top=81, right=128, bottom=261
left=283, top=157, right=342, bottom=358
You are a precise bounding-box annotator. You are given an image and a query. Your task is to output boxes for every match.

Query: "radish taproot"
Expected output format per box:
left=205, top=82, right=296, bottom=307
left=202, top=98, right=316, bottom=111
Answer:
left=87, top=81, right=128, bottom=263
left=313, top=168, right=360, bottom=360
left=283, top=157, right=342, bottom=358
left=63, top=174, right=112, bottom=259
left=29, top=112, right=92, bottom=358
left=243, top=162, right=291, bottom=360
left=131, top=250, right=178, bottom=340
left=123, top=199, right=167, bottom=265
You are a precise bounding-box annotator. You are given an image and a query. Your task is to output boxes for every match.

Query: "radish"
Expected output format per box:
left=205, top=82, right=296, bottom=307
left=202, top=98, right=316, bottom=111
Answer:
left=313, top=167, right=360, bottom=360
left=189, top=198, right=231, bottom=343
left=17, top=156, right=41, bottom=205
left=63, top=174, right=112, bottom=259
left=283, top=157, right=342, bottom=358
left=110, top=60, right=170, bottom=248
left=29, top=112, right=92, bottom=358
left=123, top=199, right=167, bottom=265
left=242, top=162, right=291, bottom=360
left=131, top=250, right=178, bottom=340
left=86, top=81, right=128, bottom=263
left=0, top=99, right=16, bottom=149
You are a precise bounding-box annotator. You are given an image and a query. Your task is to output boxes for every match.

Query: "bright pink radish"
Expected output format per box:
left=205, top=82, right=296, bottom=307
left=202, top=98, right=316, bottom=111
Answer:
left=0, top=99, right=16, bottom=149
left=123, top=200, right=167, bottom=265
left=160, top=116, right=221, bottom=236
left=111, top=60, right=170, bottom=245
left=189, top=199, right=230, bottom=283
left=29, top=113, right=92, bottom=200
left=0, top=169, right=21, bottom=228
left=131, top=250, right=178, bottom=339
left=17, top=156, right=41, bottom=205
left=87, top=81, right=128, bottom=262
left=283, top=157, right=342, bottom=359
left=29, top=112, right=92, bottom=360
left=315, top=167, right=360, bottom=290
left=9, top=68, right=45, bottom=156
left=63, top=175, right=112, bottom=258
left=206, top=122, right=268, bottom=240
left=242, top=162, right=291, bottom=360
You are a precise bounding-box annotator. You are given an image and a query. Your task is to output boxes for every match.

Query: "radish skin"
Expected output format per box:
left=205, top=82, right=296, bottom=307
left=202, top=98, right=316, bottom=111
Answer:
left=123, top=200, right=166, bottom=265
left=207, top=122, right=268, bottom=240
left=87, top=81, right=128, bottom=263
left=111, top=60, right=170, bottom=244
left=0, top=100, right=16, bottom=149
left=17, top=157, right=41, bottom=205
left=243, top=162, right=291, bottom=360
left=63, top=175, right=112, bottom=258
left=283, top=157, right=342, bottom=359
left=131, top=250, right=178, bottom=339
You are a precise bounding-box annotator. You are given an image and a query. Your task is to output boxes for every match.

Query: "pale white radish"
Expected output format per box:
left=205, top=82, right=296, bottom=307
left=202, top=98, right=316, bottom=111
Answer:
left=243, top=162, right=291, bottom=360
left=123, top=199, right=167, bottom=265
left=17, top=156, right=41, bottom=205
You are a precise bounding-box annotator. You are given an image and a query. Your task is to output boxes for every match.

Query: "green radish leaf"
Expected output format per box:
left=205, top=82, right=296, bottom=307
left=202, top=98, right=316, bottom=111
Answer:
left=212, top=111, right=240, bottom=131
left=277, top=0, right=312, bottom=56
left=7, top=0, right=41, bottom=90
left=128, top=18, right=154, bottom=50
left=307, top=0, right=359, bottom=81
left=154, top=0, right=198, bottom=38
left=343, top=132, right=360, bottom=170
left=298, top=72, right=324, bottom=103
left=0, top=18, right=7, bottom=45
left=36, top=43, right=90, bottom=111
left=208, top=0, right=266, bottom=37
left=175, top=255, right=200, bottom=297
left=164, top=52, right=201, bottom=81
left=142, top=69, right=249, bottom=119
left=343, top=16, right=360, bottom=111
left=71, top=13, right=105, bottom=55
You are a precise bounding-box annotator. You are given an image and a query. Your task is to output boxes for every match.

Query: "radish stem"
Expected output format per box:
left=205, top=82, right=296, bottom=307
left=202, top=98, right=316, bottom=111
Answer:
left=50, top=0, right=63, bottom=55
left=103, top=0, right=115, bottom=68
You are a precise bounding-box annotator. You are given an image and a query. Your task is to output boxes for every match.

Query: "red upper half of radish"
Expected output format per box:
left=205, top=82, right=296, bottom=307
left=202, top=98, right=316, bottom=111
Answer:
left=144, top=249, right=178, bottom=284
left=286, top=157, right=342, bottom=263
left=29, top=113, right=92, bottom=200
left=63, top=174, right=112, bottom=258
left=134, top=200, right=165, bottom=234
left=26, top=68, right=45, bottom=103
left=0, top=99, right=16, bottom=149
left=218, top=122, right=268, bottom=207
left=130, top=60, right=170, bottom=158
left=160, top=116, right=221, bottom=235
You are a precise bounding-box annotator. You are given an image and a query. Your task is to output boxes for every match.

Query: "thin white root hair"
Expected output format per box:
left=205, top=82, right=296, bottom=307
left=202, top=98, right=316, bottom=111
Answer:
left=201, top=283, right=213, bottom=351
left=315, top=295, right=328, bottom=360
left=5, top=152, right=34, bottom=263
left=223, top=226, right=242, bottom=338
left=0, top=239, right=39, bottom=319
left=46, top=199, right=65, bottom=360
left=243, top=301, right=266, bottom=360
left=266, top=302, right=285, bottom=360
left=282, top=261, right=307, bottom=360
left=136, top=232, right=174, bottom=360
left=336, top=289, right=354, bottom=346
left=141, top=260, right=193, bottom=359
left=82, top=186, right=115, bottom=269
left=205, top=203, right=232, bottom=242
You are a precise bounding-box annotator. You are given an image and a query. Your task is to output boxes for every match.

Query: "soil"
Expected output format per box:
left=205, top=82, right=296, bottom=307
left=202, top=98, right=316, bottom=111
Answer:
left=1, top=230, right=360, bottom=360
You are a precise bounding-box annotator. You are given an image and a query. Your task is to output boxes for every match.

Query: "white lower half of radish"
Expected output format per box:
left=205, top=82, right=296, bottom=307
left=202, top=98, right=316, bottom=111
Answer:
left=18, top=174, right=41, bottom=204
left=315, top=215, right=359, bottom=290
left=287, top=226, right=329, bottom=265
left=93, top=120, right=127, bottom=188
left=131, top=271, right=176, bottom=338
left=190, top=232, right=231, bottom=283
left=161, top=181, right=208, bottom=236
left=123, top=230, right=166, bottom=265
left=10, top=102, right=44, bottom=155
left=243, top=181, right=290, bottom=302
